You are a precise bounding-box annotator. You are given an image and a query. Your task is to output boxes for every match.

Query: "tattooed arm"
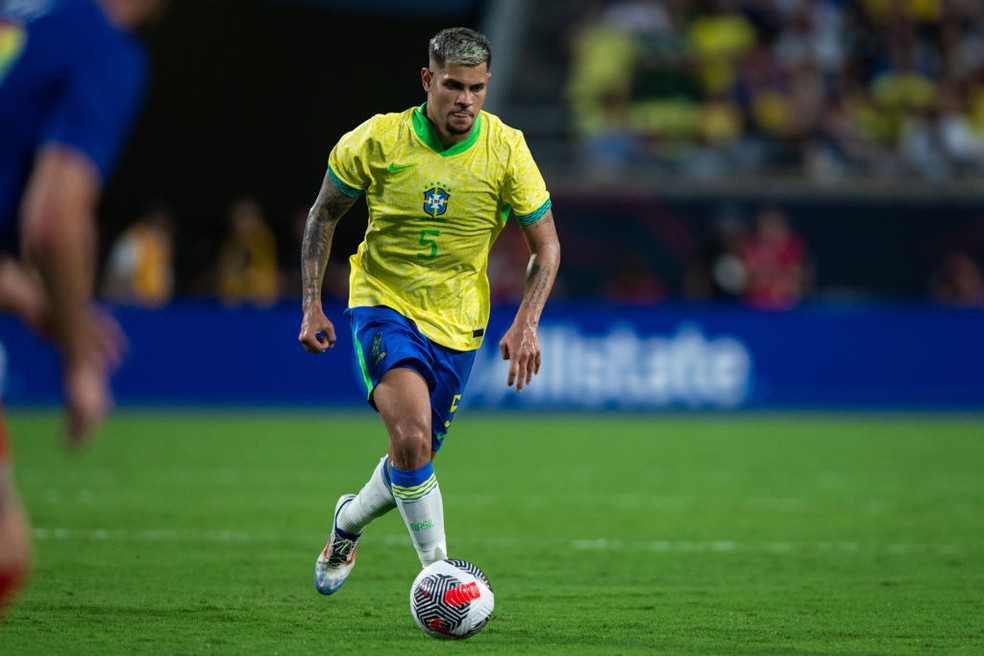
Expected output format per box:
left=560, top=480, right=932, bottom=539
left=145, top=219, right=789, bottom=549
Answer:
left=498, top=208, right=561, bottom=391
left=297, top=171, right=358, bottom=354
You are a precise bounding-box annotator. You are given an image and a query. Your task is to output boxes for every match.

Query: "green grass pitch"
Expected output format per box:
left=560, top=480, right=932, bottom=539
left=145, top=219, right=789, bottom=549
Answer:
left=1, top=410, right=982, bottom=654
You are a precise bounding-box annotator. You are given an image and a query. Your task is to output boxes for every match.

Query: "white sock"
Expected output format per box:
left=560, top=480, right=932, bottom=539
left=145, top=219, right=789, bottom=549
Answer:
left=389, top=462, right=447, bottom=567
left=337, top=456, right=396, bottom=535
left=396, top=486, right=447, bottom=567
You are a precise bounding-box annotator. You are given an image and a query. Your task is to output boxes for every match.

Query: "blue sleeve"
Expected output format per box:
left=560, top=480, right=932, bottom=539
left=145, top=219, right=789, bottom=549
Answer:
left=41, top=35, right=148, bottom=181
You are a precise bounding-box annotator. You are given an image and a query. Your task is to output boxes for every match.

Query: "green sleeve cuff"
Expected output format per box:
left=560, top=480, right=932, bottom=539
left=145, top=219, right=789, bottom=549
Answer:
left=515, top=198, right=552, bottom=226
left=328, top=165, right=364, bottom=198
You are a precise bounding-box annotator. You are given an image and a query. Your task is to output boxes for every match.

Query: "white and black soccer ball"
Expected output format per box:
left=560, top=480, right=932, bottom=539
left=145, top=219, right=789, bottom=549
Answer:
left=409, top=558, right=494, bottom=639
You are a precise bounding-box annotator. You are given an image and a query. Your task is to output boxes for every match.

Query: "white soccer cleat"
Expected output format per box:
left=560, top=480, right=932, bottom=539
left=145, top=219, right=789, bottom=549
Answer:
left=314, top=494, right=360, bottom=595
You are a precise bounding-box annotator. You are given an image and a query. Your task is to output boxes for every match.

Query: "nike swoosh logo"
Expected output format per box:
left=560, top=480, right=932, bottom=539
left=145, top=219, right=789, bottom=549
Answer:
left=388, top=162, right=417, bottom=172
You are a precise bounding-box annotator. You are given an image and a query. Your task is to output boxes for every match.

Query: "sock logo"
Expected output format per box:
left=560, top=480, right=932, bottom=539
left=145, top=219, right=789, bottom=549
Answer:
left=409, top=520, right=434, bottom=531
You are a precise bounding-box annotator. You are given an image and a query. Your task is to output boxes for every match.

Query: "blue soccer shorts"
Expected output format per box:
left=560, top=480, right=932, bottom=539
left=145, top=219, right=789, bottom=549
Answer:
left=345, top=305, right=477, bottom=452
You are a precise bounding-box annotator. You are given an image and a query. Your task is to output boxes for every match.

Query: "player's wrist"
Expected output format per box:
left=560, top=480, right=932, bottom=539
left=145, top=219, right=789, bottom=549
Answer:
left=513, top=309, right=540, bottom=330
left=301, top=297, right=324, bottom=313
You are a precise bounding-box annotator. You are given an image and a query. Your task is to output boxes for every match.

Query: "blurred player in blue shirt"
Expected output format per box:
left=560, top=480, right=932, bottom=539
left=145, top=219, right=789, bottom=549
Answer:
left=0, top=0, right=167, bottom=617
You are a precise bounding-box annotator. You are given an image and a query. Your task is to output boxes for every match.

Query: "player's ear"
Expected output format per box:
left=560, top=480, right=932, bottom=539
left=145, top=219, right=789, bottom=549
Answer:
left=421, top=67, right=432, bottom=92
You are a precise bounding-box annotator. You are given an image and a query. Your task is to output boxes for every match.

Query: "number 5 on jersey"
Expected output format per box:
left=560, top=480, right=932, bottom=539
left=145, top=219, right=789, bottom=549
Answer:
left=418, top=228, right=440, bottom=258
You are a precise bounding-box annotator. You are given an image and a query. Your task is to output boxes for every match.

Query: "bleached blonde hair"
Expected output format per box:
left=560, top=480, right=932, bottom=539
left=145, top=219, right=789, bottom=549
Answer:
left=428, top=27, right=491, bottom=69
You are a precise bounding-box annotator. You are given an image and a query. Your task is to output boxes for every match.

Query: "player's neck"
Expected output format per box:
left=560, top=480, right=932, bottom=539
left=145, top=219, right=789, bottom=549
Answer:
left=423, top=104, right=469, bottom=150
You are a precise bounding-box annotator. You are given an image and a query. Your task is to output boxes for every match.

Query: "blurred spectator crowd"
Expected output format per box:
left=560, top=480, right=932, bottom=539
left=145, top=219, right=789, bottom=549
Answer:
left=96, top=194, right=984, bottom=312
left=565, top=0, right=984, bottom=181
left=682, top=203, right=815, bottom=310
left=98, top=197, right=351, bottom=310
left=91, top=0, right=984, bottom=312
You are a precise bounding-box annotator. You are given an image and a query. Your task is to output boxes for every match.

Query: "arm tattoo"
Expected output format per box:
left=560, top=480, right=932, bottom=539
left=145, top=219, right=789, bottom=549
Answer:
left=522, top=259, right=555, bottom=310
left=519, top=209, right=560, bottom=313
left=300, top=180, right=356, bottom=307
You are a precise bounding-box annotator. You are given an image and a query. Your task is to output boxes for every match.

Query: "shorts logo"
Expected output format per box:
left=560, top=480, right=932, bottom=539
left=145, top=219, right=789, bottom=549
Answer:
left=370, top=331, right=386, bottom=365
left=423, top=183, right=450, bottom=218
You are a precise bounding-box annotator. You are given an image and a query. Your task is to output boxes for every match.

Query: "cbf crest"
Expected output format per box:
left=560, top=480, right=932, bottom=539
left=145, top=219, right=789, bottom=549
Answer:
left=370, top=331, right=386, bottom=365
left=423, top=183, right=451, bottom=218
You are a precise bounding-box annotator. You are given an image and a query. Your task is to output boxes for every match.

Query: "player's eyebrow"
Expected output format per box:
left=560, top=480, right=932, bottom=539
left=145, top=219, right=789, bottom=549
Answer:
left=444, top=78, right=486, bottom=91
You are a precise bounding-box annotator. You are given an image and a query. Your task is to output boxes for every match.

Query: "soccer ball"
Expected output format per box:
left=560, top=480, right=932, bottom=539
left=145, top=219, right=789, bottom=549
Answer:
left=409, top=558, right=494, bottom=639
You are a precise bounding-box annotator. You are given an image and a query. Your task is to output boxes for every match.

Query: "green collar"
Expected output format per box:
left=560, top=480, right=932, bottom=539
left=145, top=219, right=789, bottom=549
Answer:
left=413, top=103, right=482, bottom=156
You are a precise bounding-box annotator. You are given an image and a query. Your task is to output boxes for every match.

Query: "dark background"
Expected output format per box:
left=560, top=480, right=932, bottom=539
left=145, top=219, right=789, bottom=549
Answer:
left=96, top=0, right=984, bottom=302
left=102, top=0, right=484, bottom=293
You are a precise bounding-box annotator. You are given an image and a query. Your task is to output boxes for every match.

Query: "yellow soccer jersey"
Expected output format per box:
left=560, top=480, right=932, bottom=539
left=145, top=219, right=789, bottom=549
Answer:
left=327, top=104, right=551, bottom=351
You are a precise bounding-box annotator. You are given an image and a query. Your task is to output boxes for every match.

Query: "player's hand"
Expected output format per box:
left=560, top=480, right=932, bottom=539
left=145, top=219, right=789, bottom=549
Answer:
left=0, top=257, right=47, bottom=331
left=498, top=321, right=542, bottom=392
left=87, top=305, right=128, bottom=372
left=299, top=307, right=336, bottom=353
left=60, top=306, right=127, bottom=448
left=63, top=357, right=112, bottom=448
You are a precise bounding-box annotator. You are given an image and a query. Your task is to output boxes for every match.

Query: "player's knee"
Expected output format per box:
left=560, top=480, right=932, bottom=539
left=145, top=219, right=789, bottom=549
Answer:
left=388, top=422, right=431, bottom=468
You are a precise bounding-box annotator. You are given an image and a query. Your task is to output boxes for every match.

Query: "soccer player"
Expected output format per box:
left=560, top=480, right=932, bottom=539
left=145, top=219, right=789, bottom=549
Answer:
left=298, top=26, right=561, bottom=594
left=0, top=0, right=166, bottom=616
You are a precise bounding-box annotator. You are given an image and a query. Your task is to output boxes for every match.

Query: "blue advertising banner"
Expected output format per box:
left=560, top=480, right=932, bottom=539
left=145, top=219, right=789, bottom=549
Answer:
left=472, top=303, right=984, bottom=410
left=1, top=301, right=982, bottom=410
